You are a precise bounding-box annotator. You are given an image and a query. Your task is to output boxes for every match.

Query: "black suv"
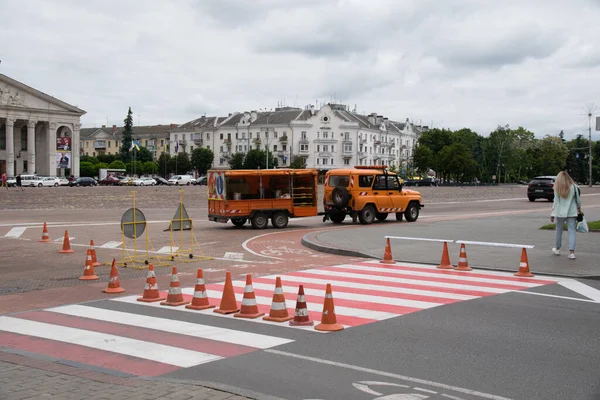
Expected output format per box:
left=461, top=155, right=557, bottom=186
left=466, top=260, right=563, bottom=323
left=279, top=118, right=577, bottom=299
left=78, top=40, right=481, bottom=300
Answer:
left=69, top=177, right=98, bottom=187
left=527, top=176, right=555, bottom=201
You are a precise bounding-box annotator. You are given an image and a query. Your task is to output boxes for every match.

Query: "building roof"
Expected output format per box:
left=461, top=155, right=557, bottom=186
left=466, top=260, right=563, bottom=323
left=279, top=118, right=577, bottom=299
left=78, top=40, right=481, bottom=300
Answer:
left=80, top=124, right=182, bottom=140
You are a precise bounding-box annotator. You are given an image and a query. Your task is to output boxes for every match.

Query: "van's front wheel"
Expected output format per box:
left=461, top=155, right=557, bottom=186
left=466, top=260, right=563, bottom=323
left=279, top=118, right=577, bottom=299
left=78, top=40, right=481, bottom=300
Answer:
left=251, top=212, right=269, bottom=229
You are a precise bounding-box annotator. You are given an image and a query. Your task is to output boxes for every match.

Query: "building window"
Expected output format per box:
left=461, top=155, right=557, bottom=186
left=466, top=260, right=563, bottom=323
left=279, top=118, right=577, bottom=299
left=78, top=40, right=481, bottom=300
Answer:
left=207, top=145, right=210, bottom=149
left=86, top=142, right=89, bottom=148
left=160, top=139, right=164, bottom=147
left=220, top=133, right=223, bottom=140
left=274, top=131, right=278, bottom=138
left=219, top=158, right=225, bottom=165
left=331, top=159, right=334, bottom=165
left=323, top=145, right=328, bottom=152
left=323, top=132, right=328, bottom=139
left=300, top=144, right=308, bottom=151
left=344, top=159, right=350, bottom=165
left=108, top=141, right=111, bottom=148
left=301, top=131, right=307, bottom=140
left=0, top=125, right=5, bottom=150
left=206, top=133, right=210, bottom=140
left=23, top=160, right=27, bottom=172
left=273, top=145, right=278, bottom=151
left=220, top=146, right=223, bottom=152
left=344, top=143, right=352, bottom=152
left=331, top=145, right=335, bottom=152
left=317, top=145, right=320, bottom=152
left=316, top=158, right=320, bottom=165
left=344, top=132, right=350, bottom=140
left=21, top=126, right=27, bottom=150
left=190, top=146, right=194, bottom=152
left=174, top=134, right=178, bottom=141
left=283, top=145, right=287, bottom=151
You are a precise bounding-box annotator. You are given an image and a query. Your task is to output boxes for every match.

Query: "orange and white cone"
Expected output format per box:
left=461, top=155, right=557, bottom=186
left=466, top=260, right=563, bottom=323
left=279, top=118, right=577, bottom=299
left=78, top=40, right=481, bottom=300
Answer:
left=39, top=222, right=51, bottom=243
left=161, top=266, right=189, bottom=306
left=79, top=249, right=99, bottom=281
left=455, top=243, right=472, bottom=271
left=89, top=240, right=100, bottom=267
left=59, top=230, right=74, bottom=254
left=103, top=258, right=125, bottom=293
left=186, top=268, right=215, bottom=310
left=263, top=277, right=294, bottom=322
left=289, top=285, right=313, bottom=326
left=514, top=248, right=534, bottom=277
left=436, top=241, right=453, bottom=269
left=214, top=271, right=240, bottom=314
left=234, top=274, right=265, bottom=319
left=380, top=238, right=394, bottom=264
left=315, top=283, right=344, bottom=332
left=137, top=264, right=166, bottom=302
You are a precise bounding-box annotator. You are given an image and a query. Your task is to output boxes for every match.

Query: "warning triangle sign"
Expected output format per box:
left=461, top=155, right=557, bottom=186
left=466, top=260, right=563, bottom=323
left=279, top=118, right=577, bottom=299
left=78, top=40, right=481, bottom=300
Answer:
left=165, top=203, right=193, bottom=231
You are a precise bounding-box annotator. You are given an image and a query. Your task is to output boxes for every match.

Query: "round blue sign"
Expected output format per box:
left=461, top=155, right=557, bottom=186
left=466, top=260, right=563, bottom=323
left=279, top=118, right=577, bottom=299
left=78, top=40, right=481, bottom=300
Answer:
left=216, top=175, right=224, bottom=196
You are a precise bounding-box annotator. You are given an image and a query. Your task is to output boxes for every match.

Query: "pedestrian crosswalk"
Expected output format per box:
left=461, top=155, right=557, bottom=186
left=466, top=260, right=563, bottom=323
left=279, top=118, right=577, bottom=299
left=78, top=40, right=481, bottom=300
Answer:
left=0, top=260, right=556, bottom=377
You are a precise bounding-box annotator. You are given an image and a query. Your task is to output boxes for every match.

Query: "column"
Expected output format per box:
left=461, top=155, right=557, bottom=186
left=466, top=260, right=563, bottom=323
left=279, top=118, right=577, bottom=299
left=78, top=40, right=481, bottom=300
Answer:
left=27, top=120, right=37, bottom=174
left=5, top=118, right=15, bottom=176
left=72, top=123, right=81, bottom=177
left=47, top=122, right=56, bottom=176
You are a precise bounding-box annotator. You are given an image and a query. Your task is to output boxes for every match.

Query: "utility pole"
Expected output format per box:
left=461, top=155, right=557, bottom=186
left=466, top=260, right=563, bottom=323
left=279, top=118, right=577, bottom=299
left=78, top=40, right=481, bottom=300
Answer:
left=588, top=111, right=593, bottom=187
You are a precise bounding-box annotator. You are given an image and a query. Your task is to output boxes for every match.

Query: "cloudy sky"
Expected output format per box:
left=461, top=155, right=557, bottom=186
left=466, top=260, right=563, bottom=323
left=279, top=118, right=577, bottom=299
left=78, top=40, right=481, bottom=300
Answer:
left=1, top=0, right=599, bottom=140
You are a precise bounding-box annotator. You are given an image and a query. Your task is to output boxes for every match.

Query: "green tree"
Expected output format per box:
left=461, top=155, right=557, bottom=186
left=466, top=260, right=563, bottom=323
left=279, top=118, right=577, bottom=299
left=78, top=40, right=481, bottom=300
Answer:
left=412, top=145, right=434, bottom=174
left=565, top=135, right=588, bottom=184
left=120, top=107, right=134, bottom=161
left=95, top=162, right=109, bottom=175
left=289, top=155, right=307, bottom=169
left=108, top=160, right=126, bottom=170
left=126, top=161, right=143, bottom=175
left=191, top=148, right=215, bottom=173
left=80, top=155, right=99, bottom=165
left=243, top=149, right=276, bottom=169
left=534, top=136, right=568, bottom=175
left=157, top=152, right=171, bottom=178
left=228, top=152, right=245, bottom=169
left=438, top=143, right=478, bottom=182
left=135, top=146, right=154, bottom=163
left=168, top=152, right=191, bottom=175
left=79, top=161, right=96, bottom=177
left=142, top=161, right=158, bottom=175
left=97, top=154, right=118, bottom=164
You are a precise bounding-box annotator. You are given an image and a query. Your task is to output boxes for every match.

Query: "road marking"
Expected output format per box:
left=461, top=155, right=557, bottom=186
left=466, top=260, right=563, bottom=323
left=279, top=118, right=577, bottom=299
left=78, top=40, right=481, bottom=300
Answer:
left=99, top=241, right=122, bottom=249
left=157, top=246, right=178, bottom=254
left=0, top=316, right=221, bottom=368
left=265, top=349, right=513, bottom=400
left=514, top=290, right=600, bottom=303
left=4, top=227, right=26, bottom=238
left=427, top=193, right=600, bottom=205
left=558, top=281, right=600, bottom=302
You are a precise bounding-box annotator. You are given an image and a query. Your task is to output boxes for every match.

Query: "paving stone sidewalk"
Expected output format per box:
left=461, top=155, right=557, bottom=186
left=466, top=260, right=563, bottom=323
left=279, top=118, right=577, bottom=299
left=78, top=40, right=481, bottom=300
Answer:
left=0, top=353, right=256, bottom=400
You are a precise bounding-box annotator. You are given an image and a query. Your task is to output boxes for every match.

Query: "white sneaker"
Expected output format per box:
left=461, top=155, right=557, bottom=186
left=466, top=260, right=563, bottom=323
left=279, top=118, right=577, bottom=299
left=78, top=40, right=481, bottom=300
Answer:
left=568, top=253, right=576, bottom=260
left=552, top=248, right=560, bottom=255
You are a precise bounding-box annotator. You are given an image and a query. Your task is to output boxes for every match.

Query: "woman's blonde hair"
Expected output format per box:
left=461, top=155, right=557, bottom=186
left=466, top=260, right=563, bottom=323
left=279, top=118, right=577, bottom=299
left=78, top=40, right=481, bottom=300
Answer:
left=555, top=171, right=574, bottom=199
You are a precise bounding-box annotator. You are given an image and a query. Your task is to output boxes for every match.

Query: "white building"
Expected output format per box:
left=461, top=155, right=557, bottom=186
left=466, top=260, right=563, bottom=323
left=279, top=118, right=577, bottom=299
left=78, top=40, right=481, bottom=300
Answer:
left=0, top=74, right=86, bottom=177
left=170, top=103, right=426, bottom=172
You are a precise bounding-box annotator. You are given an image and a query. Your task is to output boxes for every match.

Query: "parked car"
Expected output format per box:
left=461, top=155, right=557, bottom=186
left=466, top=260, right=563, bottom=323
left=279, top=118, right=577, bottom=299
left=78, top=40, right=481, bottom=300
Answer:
left=527, top=176, right=556, bottom=201
left=168, top=175, right=194, bottom=186
left=58, top=178, right=70, bottom=186
left=29, top=177, right=60, bottom=187
left=69, top=177, right=97, bottom=187
left=99, top=175, right=121, bottom=186
left=193, top=176, right=207, bottom=186
left=6, top=176, right=16, bottom=187
left=154, top=176, right=169, bottom=185
left=133, top=177, right=156, bottom=186
left=119, top=177, right=135, bottom=186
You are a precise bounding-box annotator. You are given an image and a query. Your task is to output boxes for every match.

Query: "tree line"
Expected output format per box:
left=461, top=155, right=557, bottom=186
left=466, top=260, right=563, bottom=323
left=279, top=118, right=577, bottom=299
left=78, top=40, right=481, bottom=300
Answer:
left=412, top=125, right=600, bottom=184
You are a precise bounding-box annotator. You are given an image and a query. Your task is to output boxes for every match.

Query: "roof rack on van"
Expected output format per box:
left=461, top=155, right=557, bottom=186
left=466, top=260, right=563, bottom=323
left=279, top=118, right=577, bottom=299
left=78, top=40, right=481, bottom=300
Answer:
left=354, top=166, right=388, bottom=170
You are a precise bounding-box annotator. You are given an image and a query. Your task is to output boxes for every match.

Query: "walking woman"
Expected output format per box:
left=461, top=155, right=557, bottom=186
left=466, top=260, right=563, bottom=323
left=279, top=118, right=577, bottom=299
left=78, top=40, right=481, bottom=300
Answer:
left=550, top=171, right=582, bottom=260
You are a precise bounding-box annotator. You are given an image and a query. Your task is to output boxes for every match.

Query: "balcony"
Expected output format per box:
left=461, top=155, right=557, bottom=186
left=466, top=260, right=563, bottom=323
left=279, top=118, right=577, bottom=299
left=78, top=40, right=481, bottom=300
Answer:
left=277, top=150, right=286, bottom=157
left=279, top=136, right=288, bottom=144
left=193, top=134, right=203, bottom=145
left=93, top=140, right=106, bottom=149
left=224, top=139, right=232, bottom=146
left=314, top=137, right=338, bottom=144
left=299, top=147, right=310, bottom=155
left=342, top=148, right=353, bottom=156
left=358, top=151, right=368, bottom=159
left=253, top=138, right=262, bottom=146
left=299, top=138, right=309, bottom=144
left=374, top=140, right=381, bottom=146
left=359, top=138, right=367, bottom=144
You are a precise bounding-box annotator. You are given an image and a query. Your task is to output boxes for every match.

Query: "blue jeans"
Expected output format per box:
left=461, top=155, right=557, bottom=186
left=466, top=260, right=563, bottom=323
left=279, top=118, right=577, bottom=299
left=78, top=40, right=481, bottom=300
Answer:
left=555, top=217, right=577, bottom=251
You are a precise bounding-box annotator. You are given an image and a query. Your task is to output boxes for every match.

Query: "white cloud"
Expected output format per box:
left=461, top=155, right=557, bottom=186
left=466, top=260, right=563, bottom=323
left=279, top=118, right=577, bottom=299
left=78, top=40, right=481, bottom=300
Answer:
left=1, top=0, right=599, bottom=140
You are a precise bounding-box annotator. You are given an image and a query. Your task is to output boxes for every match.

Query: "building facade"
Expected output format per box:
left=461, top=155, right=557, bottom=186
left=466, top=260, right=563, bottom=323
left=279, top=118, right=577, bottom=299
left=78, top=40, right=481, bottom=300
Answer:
left=0, top=74, right=86, bottom=177
left=174, top=104, right=426, bottom=172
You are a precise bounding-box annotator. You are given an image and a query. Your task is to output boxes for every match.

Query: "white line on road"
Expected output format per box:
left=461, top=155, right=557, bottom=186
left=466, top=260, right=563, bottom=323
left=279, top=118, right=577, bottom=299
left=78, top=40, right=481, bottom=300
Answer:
left=427, top=193, right=600, bottom=205
left=513, top=290, right=599, bottom=304
left=264, top=350, right=513, bottom=400
left=99, top=241, right=122, bottom=249
left=4, top=227, right=27, bottom=238
left=558, top=281, right=600, bottom=302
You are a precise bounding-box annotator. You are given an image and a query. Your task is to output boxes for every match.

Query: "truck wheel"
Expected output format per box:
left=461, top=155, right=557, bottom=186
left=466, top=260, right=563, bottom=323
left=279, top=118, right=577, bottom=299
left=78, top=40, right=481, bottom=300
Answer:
left=395, top=212, right=403, bottom=221
left=329, top=210, right=346, bottom=223
left=272, top=212, right=289, bottom=229
left=332, top=186, right=350, bottom=207
left=231, top=218, right=247, bottom=227
left=358, top=205, right=376, bottom=224
left=404, top=203, right=419, bottom=222
left=251, top=212, right=269, bottom=229
left=376, top=212, right=388, bottom=221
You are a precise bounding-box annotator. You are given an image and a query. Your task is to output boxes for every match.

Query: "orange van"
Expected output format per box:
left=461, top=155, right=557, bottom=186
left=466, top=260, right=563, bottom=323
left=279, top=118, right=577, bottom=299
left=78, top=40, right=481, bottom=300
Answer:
left=207, top=168, right=318, bottom=229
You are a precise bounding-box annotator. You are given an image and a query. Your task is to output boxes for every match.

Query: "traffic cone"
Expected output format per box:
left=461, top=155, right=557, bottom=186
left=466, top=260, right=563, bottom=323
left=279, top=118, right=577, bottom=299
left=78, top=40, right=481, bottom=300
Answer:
left=436, top=241, right=453, bottom=269
left=59, top=230, right=74, bottom=253
left=514, top=248, right=534, bottom=277
left=186, top=268, right=215, bottom=310
left=89, top=240, right=100, bottom=267
left=214, top=271, right=240, bottom=314
left=380, top=238, right=394, bottom=264
left=161, top=266, right=189, bottom=306
left=137, top=264, right=166, bottom=303
left=234, top=274, right=265, bottom=319
left=315, top=283, right=344, bottom=332
left=289, top=285, right=313, bottom=326
left=79, top=249, right=99, bottom=281
left=103, top=259, right=125, bottom=293
left=455, top=243, right=472, bottom=271
left=263, top=277, right=294, bottom=322
left=39, top=222, right=51, bottom=243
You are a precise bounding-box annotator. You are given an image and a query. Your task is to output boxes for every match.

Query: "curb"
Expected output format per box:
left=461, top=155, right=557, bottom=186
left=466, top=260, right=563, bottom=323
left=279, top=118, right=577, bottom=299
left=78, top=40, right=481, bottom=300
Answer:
left=301, top=231, right=600, bottom=280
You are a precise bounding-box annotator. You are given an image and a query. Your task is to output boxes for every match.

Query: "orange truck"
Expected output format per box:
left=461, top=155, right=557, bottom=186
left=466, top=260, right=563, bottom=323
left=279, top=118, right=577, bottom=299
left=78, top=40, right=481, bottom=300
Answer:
left=207, top=168, right=319, bottom=229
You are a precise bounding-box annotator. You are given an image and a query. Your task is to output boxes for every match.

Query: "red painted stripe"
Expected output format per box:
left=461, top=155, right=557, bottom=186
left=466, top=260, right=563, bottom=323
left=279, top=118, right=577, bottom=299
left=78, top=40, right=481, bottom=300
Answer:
left=320, top=266, right=528, bottom=290
left=251, top=277, right=460, bottom=305
left=287, top=271, right=497, bottom=297
left=0, top=331, right=179, bottom=377
left=356, top=261, right=555, bottom=285
left=177, top=291, right=377, bottom=326
left=16, top=311, right=256, bottom=358
left=204, top=285, right=422, bottom=316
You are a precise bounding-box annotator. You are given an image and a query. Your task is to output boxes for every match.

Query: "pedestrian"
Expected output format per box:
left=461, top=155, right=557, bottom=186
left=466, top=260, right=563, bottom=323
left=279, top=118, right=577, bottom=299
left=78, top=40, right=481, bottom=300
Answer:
left=16, top=174, right=24, bottom=191
left=550, top=171, right=581, bottom=260
left=1, top=172, right=7, bottom=190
